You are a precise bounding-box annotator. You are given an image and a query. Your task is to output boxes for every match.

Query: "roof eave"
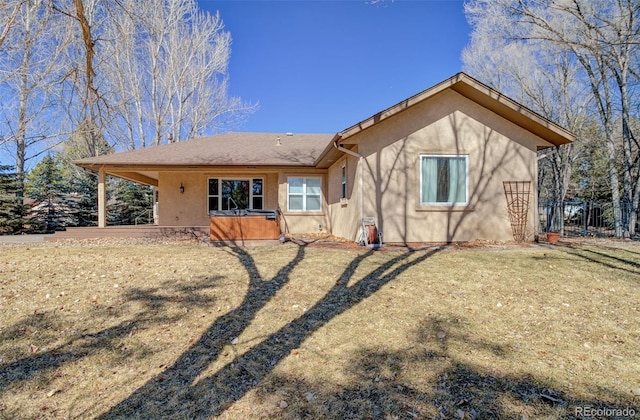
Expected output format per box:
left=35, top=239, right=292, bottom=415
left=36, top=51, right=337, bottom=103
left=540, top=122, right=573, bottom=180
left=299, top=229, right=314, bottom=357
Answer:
left=335, top=72, right=576, bottom=148
left=451, top=73, right=576, bottom=147
left=76, top=162, right=321, bottom=171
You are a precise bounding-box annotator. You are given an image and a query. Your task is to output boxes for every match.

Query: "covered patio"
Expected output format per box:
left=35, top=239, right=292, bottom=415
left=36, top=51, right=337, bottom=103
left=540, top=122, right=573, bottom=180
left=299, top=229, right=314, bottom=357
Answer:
left=73, top=132, right=340, bottom=241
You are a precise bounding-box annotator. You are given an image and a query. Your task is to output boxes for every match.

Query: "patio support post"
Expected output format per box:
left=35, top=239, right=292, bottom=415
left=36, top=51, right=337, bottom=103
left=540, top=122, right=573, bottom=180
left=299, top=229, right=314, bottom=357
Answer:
left=98, top=168, right=106, bottom=228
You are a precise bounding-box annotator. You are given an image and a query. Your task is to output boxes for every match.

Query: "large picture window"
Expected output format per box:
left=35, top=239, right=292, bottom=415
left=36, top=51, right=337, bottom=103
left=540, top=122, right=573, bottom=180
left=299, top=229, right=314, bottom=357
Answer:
left=420, top=155, right=468, bottom=205
left=208, top=178, right=263, bottom=212
left=287, top=176, right=322, bottom=211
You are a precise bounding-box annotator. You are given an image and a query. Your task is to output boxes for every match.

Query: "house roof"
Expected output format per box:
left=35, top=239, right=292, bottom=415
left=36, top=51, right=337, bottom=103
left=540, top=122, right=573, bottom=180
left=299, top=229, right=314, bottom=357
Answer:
left=75, top=132, right=334, bottom=168
left=332, top=72, right=576, bottom=150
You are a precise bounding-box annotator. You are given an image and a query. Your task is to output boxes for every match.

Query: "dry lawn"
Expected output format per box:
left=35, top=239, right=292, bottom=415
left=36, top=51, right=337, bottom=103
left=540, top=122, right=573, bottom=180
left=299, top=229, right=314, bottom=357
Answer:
left=0, top=240, right=639, bottom=419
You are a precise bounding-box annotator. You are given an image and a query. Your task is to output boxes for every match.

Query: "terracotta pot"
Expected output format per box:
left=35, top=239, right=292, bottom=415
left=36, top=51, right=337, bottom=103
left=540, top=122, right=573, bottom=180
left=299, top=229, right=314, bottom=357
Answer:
left=546, top=232, right=560, bottom=244
left=367, top=225, right=379, bottom=245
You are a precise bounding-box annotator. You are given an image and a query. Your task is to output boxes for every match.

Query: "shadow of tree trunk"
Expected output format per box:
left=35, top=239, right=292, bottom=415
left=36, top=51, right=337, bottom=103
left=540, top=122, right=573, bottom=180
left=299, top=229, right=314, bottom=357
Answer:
left=98, top=243, right=308, bottom=418
left=100, top=246, right=440, bottom=418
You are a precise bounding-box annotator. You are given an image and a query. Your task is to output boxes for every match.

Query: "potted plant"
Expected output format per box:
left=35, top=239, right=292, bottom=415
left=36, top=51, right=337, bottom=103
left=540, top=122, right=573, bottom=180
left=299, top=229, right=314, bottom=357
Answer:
left=546, top=231, right=560, bottom=244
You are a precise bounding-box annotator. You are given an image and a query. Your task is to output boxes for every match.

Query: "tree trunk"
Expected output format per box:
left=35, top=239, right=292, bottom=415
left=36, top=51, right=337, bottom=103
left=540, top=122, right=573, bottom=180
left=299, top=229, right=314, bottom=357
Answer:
left=604, top=128, right=624, bottom=238
left=16, top=15, right=31, bottom=198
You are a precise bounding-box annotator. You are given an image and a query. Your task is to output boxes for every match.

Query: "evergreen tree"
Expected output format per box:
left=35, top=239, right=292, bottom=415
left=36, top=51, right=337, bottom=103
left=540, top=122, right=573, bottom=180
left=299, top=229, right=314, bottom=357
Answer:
left=57, top=119, right=113, bottom=227
left=59, top=156, right=99, bottom=227
left=108, top=180, right=153, bottom=225
left=0, top=165, right=26, bottom=234
left=25, top=155, right=75, bottom=232
left=68, top=171, right=98, bottom=226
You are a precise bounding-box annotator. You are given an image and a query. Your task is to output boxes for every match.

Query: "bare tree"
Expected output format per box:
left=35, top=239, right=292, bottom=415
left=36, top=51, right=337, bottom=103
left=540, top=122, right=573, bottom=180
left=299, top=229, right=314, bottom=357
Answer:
left=462, top=16, right=590, bottom=233
left=1, top=0, right=252, bottom=194
left=52, top=0, right=123, bottom=159
left=464, top=0, right=640, bottom=238
left=0, top=0, right=71, bottom=194
left=0, top=0, right=24, bottom=50
left=102, top=0, right=253, bottom=149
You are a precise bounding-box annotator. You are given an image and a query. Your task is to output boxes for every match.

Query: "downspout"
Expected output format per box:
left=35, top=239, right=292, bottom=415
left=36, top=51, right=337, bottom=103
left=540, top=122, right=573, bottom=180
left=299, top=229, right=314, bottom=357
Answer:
left=97, top=166, right=106, bottom=228
left=333, top=136, right=368, bottom=243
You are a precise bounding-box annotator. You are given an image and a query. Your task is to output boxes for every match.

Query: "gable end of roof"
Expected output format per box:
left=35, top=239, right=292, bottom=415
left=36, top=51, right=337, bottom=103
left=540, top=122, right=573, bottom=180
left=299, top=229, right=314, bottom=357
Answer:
left=336, top=72, right=576, bottom=148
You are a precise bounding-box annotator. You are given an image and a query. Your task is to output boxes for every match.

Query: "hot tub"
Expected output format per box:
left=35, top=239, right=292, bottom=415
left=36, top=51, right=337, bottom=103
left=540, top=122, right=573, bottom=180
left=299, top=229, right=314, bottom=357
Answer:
left=209, top=209, right=280, bottom=241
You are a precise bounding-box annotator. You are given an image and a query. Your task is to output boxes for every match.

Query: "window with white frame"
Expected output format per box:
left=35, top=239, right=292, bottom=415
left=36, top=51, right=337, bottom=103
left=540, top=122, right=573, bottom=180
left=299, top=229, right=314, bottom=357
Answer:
left=251, top=178, right=263, bottom=209
left=208, top=178, right=219, bottom=211
left=420, top=155, right=468, bottom=205
left=287, top=176, right=322, bottom=211
left=208, top=178, right=263, bottom=213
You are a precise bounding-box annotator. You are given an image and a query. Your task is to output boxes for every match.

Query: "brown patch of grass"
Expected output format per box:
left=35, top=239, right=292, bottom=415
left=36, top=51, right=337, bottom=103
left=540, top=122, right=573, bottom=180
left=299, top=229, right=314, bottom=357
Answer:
left=0, top=241, right=639, bottom=418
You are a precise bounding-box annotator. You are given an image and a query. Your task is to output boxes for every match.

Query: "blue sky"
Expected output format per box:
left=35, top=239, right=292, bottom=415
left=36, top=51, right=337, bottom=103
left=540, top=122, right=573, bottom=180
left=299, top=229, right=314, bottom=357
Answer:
left=199, top=0, right=470, bottom=134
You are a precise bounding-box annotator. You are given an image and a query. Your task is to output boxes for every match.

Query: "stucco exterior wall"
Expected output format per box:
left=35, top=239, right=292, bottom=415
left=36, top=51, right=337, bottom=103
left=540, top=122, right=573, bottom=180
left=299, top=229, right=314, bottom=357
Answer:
left=156, top=169, right=329, bottom=236
left=277, top=169, right=329, bottom=235
left=157, top=170, right=283, bottom=226
left=331, top=89, right=541, bottom=243
left=326, top=153, right=361, bottom=241
left=158, top=171, right=208, bottom=226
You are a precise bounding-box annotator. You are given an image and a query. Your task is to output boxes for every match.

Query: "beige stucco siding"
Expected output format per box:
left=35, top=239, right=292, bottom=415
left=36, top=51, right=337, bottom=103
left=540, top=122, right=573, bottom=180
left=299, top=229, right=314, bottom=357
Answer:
left=277, top=170, right=329, bottom=235
left=158, top=172, right=207, bottom=226
left=264, top=172, right=279, bottom=210
left=151, top=168, right=331, bottom=236
left=326, top=154, right=360, bottom=241
left=333, top=89, right=540, bottom=243
left=156, top=170, right=281, bottom=226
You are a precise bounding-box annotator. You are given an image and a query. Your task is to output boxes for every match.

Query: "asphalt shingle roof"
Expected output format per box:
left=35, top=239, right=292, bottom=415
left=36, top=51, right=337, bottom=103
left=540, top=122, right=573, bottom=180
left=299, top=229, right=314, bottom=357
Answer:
left=75, top=132, right=334, bottom=167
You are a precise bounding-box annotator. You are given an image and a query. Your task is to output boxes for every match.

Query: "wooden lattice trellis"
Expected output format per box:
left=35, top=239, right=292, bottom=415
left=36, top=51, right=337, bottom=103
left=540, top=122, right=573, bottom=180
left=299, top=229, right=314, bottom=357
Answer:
left=503, top=181, right=531, bottom=242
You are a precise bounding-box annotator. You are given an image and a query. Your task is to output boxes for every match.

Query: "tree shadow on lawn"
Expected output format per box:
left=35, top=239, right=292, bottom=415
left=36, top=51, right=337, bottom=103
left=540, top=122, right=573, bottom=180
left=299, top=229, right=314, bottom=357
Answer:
left=0, top=275, right=225, bottom=394
left=253, top=316, right=640, bottom=419
left=0, top=320, right=139, bottom=393
left=100, top=245, right=441, bottom=419
left=573, top=246, right=640, bottom=270
left=124, top=274, right=224, bottom=310
left=553, top=243, right=640, bottom=277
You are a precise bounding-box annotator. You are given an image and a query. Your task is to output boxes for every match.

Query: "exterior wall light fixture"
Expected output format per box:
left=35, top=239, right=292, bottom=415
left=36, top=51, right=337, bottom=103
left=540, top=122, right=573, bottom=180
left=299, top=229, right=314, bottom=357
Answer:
left=180, top=183, right=185, bottom=194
